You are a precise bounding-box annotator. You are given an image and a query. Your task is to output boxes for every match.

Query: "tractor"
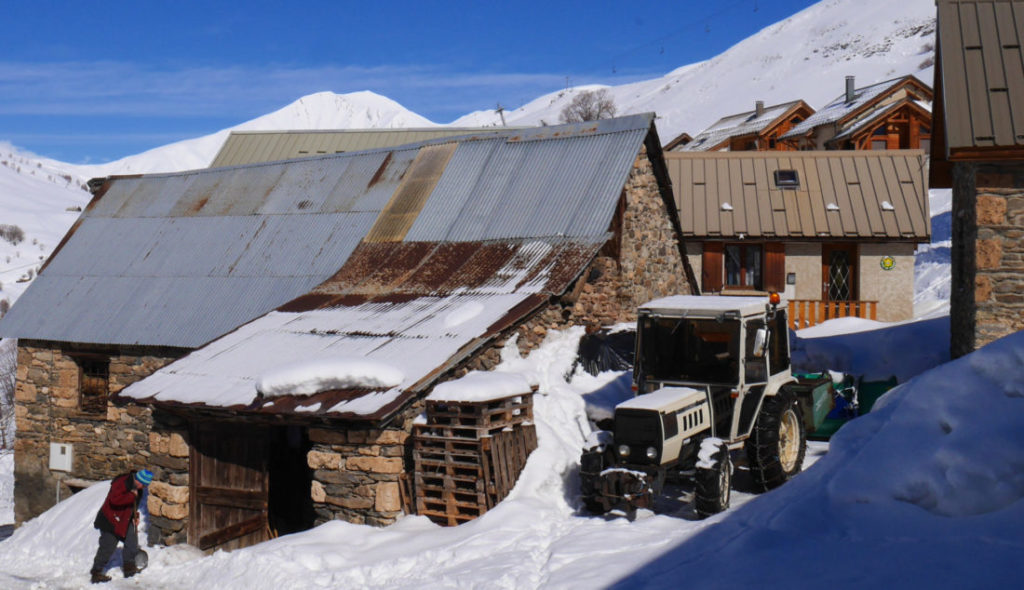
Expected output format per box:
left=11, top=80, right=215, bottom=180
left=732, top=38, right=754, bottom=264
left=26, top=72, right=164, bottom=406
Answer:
left=580, top=294, right=828, bottom=518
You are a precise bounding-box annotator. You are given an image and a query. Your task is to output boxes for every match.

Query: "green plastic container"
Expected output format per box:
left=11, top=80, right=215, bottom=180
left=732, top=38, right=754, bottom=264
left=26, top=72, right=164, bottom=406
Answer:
left=791, top=373, right=834, bottom=434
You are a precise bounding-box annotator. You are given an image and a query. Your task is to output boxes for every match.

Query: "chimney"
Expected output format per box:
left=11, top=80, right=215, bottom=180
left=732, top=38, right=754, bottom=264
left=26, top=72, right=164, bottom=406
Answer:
left=845, top=75, right=856, bottom=102
left=755, top=100, right=765, bottom=117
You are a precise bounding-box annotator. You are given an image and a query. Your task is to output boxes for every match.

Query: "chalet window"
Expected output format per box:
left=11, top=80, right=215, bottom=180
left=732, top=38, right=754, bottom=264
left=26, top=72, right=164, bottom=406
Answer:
left=773, top=169, right=799, bottom=189
left=725, top=244, right=763, bottom=290
left=76, top=357, right=110, bottom=414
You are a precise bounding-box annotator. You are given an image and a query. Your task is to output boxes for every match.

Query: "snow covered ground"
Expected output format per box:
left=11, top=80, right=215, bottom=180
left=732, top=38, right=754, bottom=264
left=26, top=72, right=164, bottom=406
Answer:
left=1, top=313, right=1020, bottom=589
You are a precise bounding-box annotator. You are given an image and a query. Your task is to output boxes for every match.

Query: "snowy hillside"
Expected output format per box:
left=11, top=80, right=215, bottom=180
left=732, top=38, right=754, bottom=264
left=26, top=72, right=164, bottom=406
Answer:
left=454, top=0, right=936, bottom=143
left=0, top=146, right=90, bottom=309
left=65, top=91, right=437, bottom=177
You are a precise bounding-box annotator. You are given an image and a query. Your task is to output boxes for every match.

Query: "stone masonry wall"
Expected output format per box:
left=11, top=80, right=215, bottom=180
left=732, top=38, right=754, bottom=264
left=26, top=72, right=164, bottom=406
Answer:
left=145, top=410, right=190, bottom=546
left=951, top=163, right=1024, bottom=357
left=307, top=401, right=422, bottom=527
left=13, top=341, right=181, bottom=523
left=972, top=169, right=1024, bottom=350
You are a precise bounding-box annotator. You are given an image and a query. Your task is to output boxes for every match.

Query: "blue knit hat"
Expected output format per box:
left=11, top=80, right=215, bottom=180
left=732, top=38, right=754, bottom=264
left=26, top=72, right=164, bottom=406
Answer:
left=135, top=469, right=154, bottom=485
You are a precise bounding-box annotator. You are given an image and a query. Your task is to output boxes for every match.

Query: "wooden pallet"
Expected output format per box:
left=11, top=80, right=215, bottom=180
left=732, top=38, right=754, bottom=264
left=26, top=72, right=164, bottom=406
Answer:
left=425, top=392, right=534, bottom=430
left=411, top=394, right=538, bottom=527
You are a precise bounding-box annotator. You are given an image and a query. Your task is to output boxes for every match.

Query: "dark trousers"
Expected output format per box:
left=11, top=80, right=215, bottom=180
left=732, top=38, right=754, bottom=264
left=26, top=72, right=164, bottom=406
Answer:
left=92, top=522, right=138, bottom=572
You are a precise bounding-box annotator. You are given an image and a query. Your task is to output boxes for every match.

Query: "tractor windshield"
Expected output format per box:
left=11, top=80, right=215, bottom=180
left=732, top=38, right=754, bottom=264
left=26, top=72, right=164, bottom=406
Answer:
left=636, top=316, right=740, bottom=385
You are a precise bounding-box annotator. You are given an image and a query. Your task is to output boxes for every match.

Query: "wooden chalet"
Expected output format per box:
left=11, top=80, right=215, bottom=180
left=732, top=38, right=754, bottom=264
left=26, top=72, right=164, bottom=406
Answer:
left=781, top=75, right=934, bottom=151
left=665, top=150, right=931, bottom=327
left=0, top=114, right=696, bottom=549
left=931, top=0, right=1024, bottom=357
left=675, top=100, right=815, bottom=152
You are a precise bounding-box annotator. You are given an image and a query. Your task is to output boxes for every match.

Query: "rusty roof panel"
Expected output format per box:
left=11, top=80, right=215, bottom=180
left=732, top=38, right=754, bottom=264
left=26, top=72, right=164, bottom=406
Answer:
left=364, top=143, right=457, bottom=243
left=665, top=150, right=930, bottom=241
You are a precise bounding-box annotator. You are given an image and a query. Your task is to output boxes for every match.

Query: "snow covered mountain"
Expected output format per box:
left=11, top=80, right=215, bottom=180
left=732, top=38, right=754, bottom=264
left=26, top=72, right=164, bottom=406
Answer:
left=0, top=0, right=943, bottom=312
left=67, top=91, right=437, bottom=178
left=454, top=0, right=936, bottom=144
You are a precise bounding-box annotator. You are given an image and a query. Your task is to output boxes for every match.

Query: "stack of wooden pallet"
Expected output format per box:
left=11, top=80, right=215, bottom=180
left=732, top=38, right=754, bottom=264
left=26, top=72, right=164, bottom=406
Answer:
left=412, top=389, right=538, bottom=526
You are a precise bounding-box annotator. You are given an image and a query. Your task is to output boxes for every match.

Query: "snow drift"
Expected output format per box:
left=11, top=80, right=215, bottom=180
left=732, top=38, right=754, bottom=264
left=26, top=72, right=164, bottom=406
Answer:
left=1, top=323, right=1019, bottom=588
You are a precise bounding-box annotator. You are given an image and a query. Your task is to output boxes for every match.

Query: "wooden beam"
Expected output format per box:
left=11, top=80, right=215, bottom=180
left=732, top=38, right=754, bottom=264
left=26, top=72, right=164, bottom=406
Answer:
left=195, top=486, right=268, bottom=511
left=198, top=515, right=265, bottom=550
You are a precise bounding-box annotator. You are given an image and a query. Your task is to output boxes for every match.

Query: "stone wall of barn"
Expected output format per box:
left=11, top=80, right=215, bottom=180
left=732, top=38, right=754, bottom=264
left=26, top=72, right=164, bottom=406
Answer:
left=12, top=340, right=181, bottom=523
left=306, top=401, right=422, bottom=527
left=951, top=163, right=1024, bottom=357
left=145, top=411, right=191, bottom=546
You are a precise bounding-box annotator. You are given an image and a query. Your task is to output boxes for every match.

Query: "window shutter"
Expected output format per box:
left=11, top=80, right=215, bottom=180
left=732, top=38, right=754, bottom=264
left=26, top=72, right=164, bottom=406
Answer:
left=764, top=242, right=786, bottom=292
left=702, top=242, right=723, bottom=292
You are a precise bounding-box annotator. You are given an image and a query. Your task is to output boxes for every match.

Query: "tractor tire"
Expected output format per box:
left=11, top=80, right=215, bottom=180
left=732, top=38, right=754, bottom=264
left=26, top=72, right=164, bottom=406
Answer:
left=694, top=440, right=731, bottom=518
left=745, top=388, right=806, bottom=492
left=583, top=496, right=609, bottom=515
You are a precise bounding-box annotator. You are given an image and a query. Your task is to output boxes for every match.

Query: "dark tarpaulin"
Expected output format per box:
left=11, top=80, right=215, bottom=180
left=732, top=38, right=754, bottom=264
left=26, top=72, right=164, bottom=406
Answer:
left=576, top=328, right=636, bottom=376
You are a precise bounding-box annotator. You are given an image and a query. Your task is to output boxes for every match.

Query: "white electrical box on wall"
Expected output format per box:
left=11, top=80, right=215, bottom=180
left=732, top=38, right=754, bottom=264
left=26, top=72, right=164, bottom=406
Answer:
left=49, top=442, right=73, bottom=472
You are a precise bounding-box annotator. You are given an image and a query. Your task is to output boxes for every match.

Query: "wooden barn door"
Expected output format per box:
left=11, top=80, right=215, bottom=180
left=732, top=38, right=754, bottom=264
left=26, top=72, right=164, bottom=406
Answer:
left=189, top=422, right=270, bottom=552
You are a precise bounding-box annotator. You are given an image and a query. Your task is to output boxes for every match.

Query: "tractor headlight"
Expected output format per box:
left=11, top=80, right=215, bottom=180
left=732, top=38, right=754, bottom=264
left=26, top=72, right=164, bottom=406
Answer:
left=617, top=444, right=631, bottom=457
left=645, top=446, right=658, bottom=460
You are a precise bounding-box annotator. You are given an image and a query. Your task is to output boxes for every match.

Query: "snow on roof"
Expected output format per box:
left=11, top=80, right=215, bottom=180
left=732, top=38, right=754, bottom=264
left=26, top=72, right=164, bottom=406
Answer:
left=120, top=238, right=606, bottom=419
left=638, top=295, right=773, bottom=316
left=681, top=100, right=806, bottom=151
left=781, top=76, right=926, bottom=139
left=831, top=97, right=932, bottom=142
left=427, top=371, right=532, bottom=403
left=256, top=358, right=405, bottom=397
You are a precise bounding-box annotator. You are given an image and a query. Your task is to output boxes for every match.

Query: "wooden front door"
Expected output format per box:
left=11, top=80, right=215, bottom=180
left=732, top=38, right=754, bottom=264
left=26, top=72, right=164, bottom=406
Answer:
left=822, top=244, right=857, bottom=302
left=190, top=422, right=270, bottom=551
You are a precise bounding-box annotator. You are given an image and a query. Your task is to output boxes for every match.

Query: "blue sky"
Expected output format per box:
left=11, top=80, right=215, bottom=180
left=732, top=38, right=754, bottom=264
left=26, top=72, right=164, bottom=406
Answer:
left=0, top=0, right=818, bottom=164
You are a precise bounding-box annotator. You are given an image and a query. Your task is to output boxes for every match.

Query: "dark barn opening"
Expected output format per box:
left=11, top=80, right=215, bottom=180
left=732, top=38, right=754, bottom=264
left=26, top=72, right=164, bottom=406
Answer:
left=267, top=425, right=314, bottom=537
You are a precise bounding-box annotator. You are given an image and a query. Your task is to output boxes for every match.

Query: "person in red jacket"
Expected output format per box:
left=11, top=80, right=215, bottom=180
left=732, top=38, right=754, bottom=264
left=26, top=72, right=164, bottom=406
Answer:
left=90, top=469, right=152, bottom=584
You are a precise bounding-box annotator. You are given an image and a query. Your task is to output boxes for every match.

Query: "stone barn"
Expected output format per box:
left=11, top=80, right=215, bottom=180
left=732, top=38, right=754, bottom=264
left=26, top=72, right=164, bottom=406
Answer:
left=0, top=114, right=696, bottom=548
left=931, top=0, right=1024, bottom=357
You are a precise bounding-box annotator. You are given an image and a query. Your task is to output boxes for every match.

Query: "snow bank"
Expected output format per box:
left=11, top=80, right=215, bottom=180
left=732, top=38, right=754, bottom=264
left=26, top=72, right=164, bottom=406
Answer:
left=0, top=479, right=161, bottom=587
left=614, top=330, right=1024, bottom=589
left=0, top=451, right=11, bottom=525
left=792, top=314, right=950, bottom=382
left=5, top=324, right=1013, bottom=589
left=427, top=371, right=531, bottom=403
left=256, top=358, right=404, bottom=397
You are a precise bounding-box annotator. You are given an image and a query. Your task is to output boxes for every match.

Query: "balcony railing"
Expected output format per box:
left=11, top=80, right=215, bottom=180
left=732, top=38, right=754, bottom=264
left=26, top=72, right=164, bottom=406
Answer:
left=787, top=299, right=878, bottom=330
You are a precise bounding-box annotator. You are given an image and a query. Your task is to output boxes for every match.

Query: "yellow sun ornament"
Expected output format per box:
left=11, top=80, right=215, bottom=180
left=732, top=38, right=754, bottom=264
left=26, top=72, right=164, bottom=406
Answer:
left=880, top=255, right=896, bottom=271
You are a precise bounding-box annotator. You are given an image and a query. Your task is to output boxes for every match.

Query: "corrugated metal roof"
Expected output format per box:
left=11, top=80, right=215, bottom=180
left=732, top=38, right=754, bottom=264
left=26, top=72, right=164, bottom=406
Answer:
left=665, top=150, right=930, bottom=240
left=119, top=238, right=606, bottom=420
left=1, top=114, right=655, bottom=351
left=936, top=0, right=1024, bottom=151
left=209, top=128, right=517, bottom=167
left=681, top=100, right=810, bottom=151
left=781, top=76, right=931, bottom=139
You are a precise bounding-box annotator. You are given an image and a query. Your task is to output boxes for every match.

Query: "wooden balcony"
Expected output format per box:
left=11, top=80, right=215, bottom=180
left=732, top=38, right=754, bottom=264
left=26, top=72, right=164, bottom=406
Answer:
left=787, top=299, right=878, bottom=330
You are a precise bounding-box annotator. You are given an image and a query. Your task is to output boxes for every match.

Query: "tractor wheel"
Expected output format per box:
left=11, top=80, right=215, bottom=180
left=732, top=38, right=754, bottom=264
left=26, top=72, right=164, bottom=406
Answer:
left=583, top=496, right=608, bottom=515
left=745, top=388, right=806, bottom=492
left=694, top=440, right=731, bottom=518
